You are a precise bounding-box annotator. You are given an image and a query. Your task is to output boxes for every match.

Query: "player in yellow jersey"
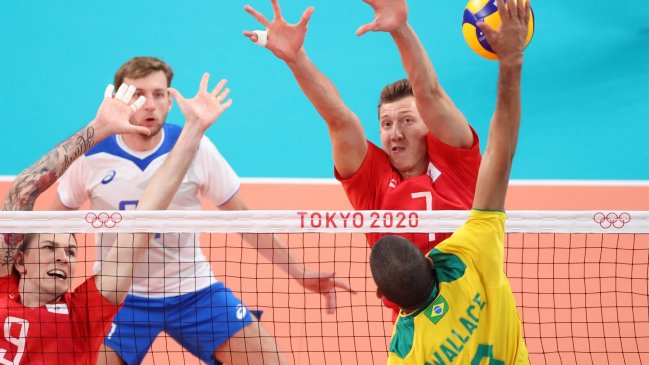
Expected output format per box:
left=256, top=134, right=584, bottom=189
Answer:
left=369, top=0, right=532, bottom=363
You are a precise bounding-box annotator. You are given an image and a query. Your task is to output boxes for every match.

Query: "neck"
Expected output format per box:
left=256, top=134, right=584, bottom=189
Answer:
left=121, top=130, right=163, bottom=152
left=399, top=159, right=428, bottom=179
left=18, top=279, right=57, bottom=308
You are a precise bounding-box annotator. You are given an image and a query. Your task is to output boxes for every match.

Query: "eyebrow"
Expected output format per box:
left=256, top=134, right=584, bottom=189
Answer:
left=380, top=110, right=415, bottom=120
left=39, top=240, right=78, bottom=250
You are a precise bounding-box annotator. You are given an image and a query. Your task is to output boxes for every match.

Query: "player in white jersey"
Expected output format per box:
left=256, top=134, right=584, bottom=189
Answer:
left=52, top=57, right=351, bottom=365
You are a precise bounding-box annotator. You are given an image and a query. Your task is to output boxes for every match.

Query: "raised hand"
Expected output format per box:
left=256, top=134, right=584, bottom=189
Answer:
left=477, top=0, right=531, bottom=63
left=243, top=0, right=314, bottom=63
left=293, top=267, right=356, bottom=314
left=356, top=0, right=408, bottom=36
left=168, top=73, right=232, bottom=132
left=95, top=83, right=150, bottom=136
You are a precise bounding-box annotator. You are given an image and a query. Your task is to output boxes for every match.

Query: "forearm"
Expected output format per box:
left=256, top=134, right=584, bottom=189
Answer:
left=137, top=124, right=204, bottom=211
left=390, top=24, right=440, bottom=97
left=98, top=234, right=149, bottom=305
left=2, top=120, right=110, bottom=212
left=490, top=60, right=523, bottom=159
left=472, top=61, right=523, bottom=211
left=286, top=51, right=358, bottom=129
left=243, top=233, right=304, bottom=279
left=285, top=51, right=367, bottom=175
left=390, top=24, right=472, bottom=147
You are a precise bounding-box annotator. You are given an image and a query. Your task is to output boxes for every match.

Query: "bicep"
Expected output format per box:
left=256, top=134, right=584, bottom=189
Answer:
left=329, top=118, right=368, bottom=179
left=218, top=193, right=248, bottom=211
left=54, top=159, right=89, bottom=209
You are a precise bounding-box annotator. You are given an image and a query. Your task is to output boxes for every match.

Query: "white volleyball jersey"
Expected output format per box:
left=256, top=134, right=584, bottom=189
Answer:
left=57, top=124, right=240, bottom=298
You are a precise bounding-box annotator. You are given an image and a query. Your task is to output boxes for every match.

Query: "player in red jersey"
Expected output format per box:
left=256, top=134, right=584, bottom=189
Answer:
left=0, top=73, right=232, bottom=364
left=244, top=0, right=481, bottom=320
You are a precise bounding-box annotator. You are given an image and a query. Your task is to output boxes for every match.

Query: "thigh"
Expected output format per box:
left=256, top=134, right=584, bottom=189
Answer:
left=215, top=319, right=288, bottom=365
left=165, top=282, right=253, bottom=363
left=104, top=295, right=166, bottom=365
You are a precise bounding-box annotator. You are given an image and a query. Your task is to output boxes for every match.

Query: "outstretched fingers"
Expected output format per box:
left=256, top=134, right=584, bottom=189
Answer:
left=220, top=98, right=233, bottom=111
left=521, top=0, right=531, bottom=24
left=298, top=6, right=315, bottom=27
left=210, top=78, right=227, bottom=96
left=127, top=124, right=151, bottom=136
left=334, top=278, right=355, bottom=294
left=270, top=0, right=283, bottom=19
left=130, top=96, right=146, bottom=112
left=167, top=87, right=184, bottom=103
left=476, top=21, right=496, bottom=39
left=244, top=5, right=271, bottom=27
left=215, top=88, right=230, bottom=104
left=356, top=21, right=377, bottom=36
left=104, top=84, right=114, bottom=98
left=496, top=0, right=510, bottom=22
left=199, top=72, right=211, bottom=94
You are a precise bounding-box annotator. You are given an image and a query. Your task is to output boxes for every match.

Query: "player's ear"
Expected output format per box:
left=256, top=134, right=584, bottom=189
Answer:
left=14, top=251, right=26, bottom=275
left=425, top=256, right=434, bottom=269
left=375, top=287, right=384, bottom=299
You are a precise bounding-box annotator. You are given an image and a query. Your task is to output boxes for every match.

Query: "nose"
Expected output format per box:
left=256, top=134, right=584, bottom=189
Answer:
left=54, top=247, right=70, bottom=263
left=390, top=123, right=404, bottom=140
left=141, top=95, right=156, bottom=111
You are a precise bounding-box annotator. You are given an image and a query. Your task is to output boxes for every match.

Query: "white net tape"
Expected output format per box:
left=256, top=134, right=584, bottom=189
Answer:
left=0, top=210, right=647, bottom=233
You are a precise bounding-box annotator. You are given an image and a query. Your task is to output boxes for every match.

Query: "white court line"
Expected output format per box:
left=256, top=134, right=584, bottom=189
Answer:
left=239, top=178, right=648, bottom=187
left=0, top=175, right=647, bottom=186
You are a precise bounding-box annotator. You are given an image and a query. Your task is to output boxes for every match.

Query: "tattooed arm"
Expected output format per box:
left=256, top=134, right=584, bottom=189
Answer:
left=0, top=84, right=149, bottom=273
left=2, top=126, right=98, bottom=212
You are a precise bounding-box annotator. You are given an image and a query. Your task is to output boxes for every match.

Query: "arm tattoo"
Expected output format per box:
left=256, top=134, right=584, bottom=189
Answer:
left=1, top=126, right=96, bottom=266
left=2, top=126, right=95, bottom=212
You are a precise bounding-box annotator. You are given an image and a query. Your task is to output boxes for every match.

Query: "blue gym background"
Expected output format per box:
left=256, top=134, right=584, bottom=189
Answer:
left=1, top=0, right=647, bottom=180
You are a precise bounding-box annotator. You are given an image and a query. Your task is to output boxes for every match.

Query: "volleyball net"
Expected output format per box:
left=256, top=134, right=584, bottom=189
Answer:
left=1, top=210, right=647, bottom=365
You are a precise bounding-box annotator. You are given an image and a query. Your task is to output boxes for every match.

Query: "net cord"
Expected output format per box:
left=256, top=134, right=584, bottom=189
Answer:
left=0, top=210, right=646, bottom=234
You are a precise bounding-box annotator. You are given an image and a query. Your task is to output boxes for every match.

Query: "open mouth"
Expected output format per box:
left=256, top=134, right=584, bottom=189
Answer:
left=47, top=269, right=67, bottom=280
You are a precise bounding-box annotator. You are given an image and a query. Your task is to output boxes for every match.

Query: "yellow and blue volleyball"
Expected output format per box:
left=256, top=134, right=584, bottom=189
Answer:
left=462, top=0, right=535, bottom=60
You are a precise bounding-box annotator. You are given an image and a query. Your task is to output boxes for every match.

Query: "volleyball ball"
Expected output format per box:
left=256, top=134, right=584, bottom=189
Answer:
left=462, top=0, right=534, bottom=60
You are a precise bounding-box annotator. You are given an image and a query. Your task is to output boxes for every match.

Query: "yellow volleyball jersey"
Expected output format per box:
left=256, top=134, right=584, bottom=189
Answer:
left=387, top=210, right=529, bottom=365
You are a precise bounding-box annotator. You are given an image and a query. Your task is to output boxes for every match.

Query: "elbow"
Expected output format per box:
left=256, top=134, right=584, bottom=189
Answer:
left=327, top=109, right=359, bottom=132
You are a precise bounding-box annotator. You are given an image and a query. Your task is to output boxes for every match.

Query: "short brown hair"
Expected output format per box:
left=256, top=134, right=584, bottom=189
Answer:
left=114, top=57, right=174, bottom=89
left=378, top=79, right=413, bottom=113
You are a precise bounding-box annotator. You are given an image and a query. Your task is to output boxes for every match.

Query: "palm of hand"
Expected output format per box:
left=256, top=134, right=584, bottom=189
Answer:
left=370, top=5, right=407, bottom=32
left=176, top=91, right=225, bottom=131
left=300, top=272, right=335, bottom=293
left=268, top=20, right=307, bottom=62
left=479, top=0, right=531, bottom=60
left=357, top=0, right=407, bottom=35
left=95, top=99, right=136, bottom=134
left=490, top=19, right=528, bottom=56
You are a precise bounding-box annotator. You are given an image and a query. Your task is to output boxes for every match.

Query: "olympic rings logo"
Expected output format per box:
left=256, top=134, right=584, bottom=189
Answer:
left=593, top=212, right=631, bottom=229
left=85, top=212, right=122, bottom=228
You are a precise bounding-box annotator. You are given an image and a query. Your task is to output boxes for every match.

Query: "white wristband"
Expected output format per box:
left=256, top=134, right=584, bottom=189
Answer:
left=253, top=30, right=268, bottom=47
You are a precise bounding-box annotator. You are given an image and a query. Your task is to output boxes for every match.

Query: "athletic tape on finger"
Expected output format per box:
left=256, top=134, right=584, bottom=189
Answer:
left=114, top=83, right=129, bottom=101
left=104, top=84, right=115, bottom=98
left=123, top=85, right=136, bottom=104
left=253, top=30, right=268, bottom=47
left=130, top=96, right=146, bottom=112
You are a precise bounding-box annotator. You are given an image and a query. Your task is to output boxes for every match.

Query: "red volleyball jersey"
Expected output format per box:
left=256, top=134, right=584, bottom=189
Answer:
left=335, top=130, right=481, bottom=320
left=0, top=275, right=119, bottom=364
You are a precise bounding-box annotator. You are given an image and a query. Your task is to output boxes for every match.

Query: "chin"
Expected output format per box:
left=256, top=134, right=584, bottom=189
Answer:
left=389, top=158, right=409, bottom=173
left=54, top=283, right=70, bottom=296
